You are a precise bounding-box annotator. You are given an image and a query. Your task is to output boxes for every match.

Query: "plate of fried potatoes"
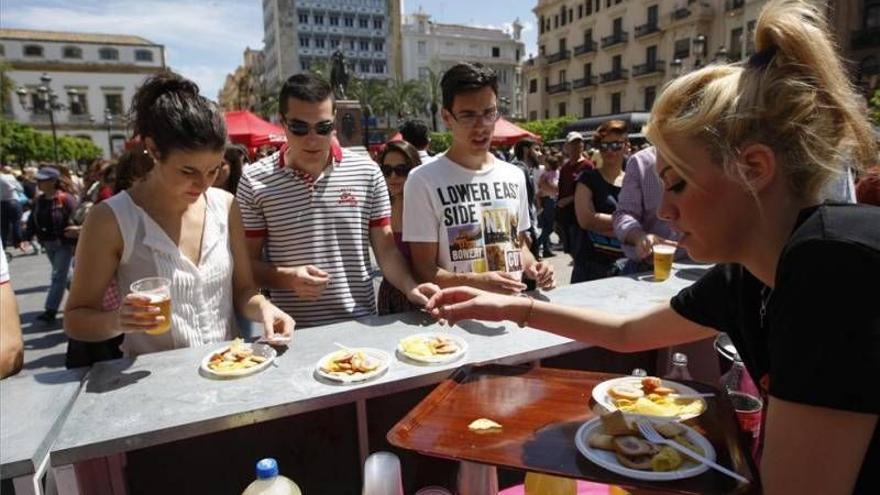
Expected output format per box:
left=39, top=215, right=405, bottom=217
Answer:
left=316, top=348, right=390, bottom=383
left=575, top=411, right=715, bottom=481
left=201, top=338, right=276, bottom=378
left=397, top=333, right=468, bottom=364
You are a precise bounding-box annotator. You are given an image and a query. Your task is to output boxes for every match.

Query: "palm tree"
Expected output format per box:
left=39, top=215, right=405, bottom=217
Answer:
left=382, top=78, right=429, bottom=127
left=422, top=68, right=443, bottom=131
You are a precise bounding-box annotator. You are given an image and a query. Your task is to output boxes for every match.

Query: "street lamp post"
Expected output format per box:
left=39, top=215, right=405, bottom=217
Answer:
left=693, top=34, right=707, bottom=69
left=670, top=35, right=708, bottom=79
left=499, top=96, right=511, bottom=117
left=16, top=73, right=76, bottom=164
left=104, top=110, right=115, bottom=158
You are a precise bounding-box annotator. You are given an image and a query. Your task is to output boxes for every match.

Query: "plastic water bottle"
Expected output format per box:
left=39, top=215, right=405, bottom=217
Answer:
left=721, top=353, right=745, bottom=393
left=664, top=352, right=692, bottom=381
left=242, top=458, right=302, bottom=495
left=721, top=353, right=760, bottom=398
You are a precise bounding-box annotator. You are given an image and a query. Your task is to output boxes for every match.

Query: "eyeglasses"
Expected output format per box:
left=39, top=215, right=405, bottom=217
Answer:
left=597, top=141, right=626, bottom=152
left=283, top=118, right=335, bottom=137
left=380, top=164, right=411, bottom=178
left=451, top=108, right=500, bottom=127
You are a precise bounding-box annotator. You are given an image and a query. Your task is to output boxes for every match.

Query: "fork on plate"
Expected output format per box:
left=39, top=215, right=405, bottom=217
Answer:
left=635, top=420, right=750, bottom=484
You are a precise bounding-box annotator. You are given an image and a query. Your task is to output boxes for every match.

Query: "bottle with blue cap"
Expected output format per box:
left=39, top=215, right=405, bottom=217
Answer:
left=242, top=458, right=302, bottom=495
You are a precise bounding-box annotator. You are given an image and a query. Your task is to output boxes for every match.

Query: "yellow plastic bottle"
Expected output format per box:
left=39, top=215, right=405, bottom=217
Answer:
left=524, top=472, right=576, bottom=495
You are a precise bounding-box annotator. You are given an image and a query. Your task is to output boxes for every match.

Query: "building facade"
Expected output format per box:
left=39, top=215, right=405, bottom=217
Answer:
left=401, top=9, right=526, bottom=120
left=524, top=0, right=876, bottom=123
left=1, top=29, right=165, bottom=159
left=827, top=0, right=880, bottom=94
left=261, top=0, right=403, bottom=88
left=218, top=48, right=265, bottom=113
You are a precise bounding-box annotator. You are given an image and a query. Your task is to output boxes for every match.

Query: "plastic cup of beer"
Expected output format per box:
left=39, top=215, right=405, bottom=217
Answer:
left=129, top=277, right=172, bottom=335
left=653, top=244, right=676, bottom=282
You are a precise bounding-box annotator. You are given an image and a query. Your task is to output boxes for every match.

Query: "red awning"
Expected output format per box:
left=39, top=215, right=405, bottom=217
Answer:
left=385, top=119, right=538, bottom=148
left=491, top=117, right=540, bottom=147
left=224, top=111, right=287, bottom=148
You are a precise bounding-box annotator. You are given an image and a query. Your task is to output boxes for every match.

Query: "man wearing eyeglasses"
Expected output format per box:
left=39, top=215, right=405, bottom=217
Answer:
left=403, top=63, right=555, bottom=295
left=236, top=73, right=437, bottom=328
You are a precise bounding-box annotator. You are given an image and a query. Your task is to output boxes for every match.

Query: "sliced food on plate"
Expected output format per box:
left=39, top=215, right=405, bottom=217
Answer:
left=599, top=376, right=706, bottom=419
left=588, top=411, right=706, bottom=473
left=320, top=349, right=381, bottom=375
left=398, top=333, right=465, bottom=363
left=207, top=338, right=268, bottom=372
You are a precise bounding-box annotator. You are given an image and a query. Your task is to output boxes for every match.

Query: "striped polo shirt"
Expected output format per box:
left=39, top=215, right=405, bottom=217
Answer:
left=236, top=144, right=391, bottom=327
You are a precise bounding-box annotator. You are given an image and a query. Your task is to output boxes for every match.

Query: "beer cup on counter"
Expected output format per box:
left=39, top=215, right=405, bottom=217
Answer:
left=652, top=244, right=676, bottom=282
left=130, top=277, right=172, bottom=335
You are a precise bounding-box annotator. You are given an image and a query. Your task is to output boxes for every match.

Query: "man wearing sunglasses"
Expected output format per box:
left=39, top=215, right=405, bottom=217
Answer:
left=236, top=73, right=437, bottom=328
left=403, top=63, right=555, bottom=295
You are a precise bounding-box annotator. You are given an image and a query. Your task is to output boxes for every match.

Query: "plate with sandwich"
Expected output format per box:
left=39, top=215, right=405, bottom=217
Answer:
left=316, top=348, right=390, bottom=383
left=200, top=338, right=276, bottom=378
left=397, top=333, right=468, bottom=364
left=575, top=410, right=715, bottom=481
left=592, top=376, right=707, bottom=421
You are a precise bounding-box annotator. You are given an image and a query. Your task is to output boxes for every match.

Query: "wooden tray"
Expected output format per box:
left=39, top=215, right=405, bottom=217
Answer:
left=387, top=364, right=760, bottom=494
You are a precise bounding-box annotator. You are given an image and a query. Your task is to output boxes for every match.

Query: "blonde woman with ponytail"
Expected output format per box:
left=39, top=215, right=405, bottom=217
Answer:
left=425, top=2, right=879, bottom=492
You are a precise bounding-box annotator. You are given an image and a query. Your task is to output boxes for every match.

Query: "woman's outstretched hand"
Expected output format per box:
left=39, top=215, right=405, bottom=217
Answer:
left=425, top=286, right=520, bottom=326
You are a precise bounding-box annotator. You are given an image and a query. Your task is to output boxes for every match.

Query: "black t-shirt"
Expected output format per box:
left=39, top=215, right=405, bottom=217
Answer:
left=574, top=169, right=622, bottom=263
left=671, top=203, right=880, bottom=493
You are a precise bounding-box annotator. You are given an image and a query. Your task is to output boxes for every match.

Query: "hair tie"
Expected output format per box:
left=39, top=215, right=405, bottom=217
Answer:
left=748, top=45, right=778, bottom=70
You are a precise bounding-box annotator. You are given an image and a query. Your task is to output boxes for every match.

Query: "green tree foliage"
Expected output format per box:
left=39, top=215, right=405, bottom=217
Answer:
left=0, top=62, right=14, bottom=116
left=0, top=120, right=102, bottom=165
left=518, top=116, right=576, bottom=143
left=428, top=132, right=451, bottom=154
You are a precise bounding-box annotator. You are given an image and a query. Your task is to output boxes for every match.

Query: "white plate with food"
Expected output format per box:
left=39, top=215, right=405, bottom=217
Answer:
left=315, top=348, right=391, bottom=383
left=575, top=411, right=715, bottom=481
left=592, top=376, right=707, bottom=421
left=397, top=332, right=468, bottom=364
left=200, top=338, right=276, bottom=378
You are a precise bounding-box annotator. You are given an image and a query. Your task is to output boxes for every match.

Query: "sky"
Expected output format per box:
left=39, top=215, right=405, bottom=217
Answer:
left=1, top=0, right=538, bottom=100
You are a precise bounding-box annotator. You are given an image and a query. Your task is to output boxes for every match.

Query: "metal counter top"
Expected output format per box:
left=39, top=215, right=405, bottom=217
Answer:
left=1, top=368, right=87, bottom=479
left=49, top=267, right=702, bottom=466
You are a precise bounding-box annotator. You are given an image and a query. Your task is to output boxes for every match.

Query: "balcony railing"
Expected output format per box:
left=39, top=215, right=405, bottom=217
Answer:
left=852, top=27, right=880, bottom=50
left=671, top=7, right=691, bottom=21
left=600, top=69, right=629, bottom=84
left=574, top=41, right=597, bottom=56
left=572, top=76, right=598, bottom=89
left=634, top=22, right=660, bottom=38
left=725, top=0, right=745, bottom=12
left=632, top=60, right=665, bottom=77
left=601, top=31, right=629, bottom=48
left=544, top=49, right=571, bottom=64
left=68, top=113, right=93, bottom=124
left=547, top=82, right=571, bottom=94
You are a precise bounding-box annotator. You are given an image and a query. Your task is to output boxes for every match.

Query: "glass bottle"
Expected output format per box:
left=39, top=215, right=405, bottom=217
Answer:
left=664, top=352, right=692, bottom=381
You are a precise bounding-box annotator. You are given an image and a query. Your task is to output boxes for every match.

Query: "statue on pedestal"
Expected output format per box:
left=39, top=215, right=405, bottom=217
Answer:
left=330, top=50, right=349, bottom=100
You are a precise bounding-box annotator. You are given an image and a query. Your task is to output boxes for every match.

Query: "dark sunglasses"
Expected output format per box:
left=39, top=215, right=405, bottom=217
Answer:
left=284, top=119, right=335, bottom=137
left=380, top=164, right=411, bottom=178
left=597, top=141, right=626, bottom=152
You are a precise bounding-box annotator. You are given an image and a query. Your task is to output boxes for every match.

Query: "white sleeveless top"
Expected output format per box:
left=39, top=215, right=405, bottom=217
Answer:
left=106, top=188, right=236, bottom=357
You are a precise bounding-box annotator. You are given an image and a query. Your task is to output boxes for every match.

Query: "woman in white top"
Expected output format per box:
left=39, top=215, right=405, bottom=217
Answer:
left=64, top=71, right=293, bottom=357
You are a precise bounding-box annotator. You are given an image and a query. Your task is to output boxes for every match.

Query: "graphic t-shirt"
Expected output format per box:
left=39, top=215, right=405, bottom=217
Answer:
left=403, top=154, right=531, bottom=279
